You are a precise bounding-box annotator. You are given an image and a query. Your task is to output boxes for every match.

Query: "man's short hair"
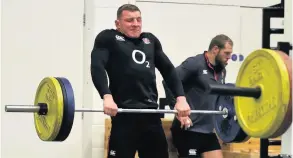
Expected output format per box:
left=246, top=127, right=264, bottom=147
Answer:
left=208, top=34, right=233, bottom=51
left=117, top=4, right=141, bottom=19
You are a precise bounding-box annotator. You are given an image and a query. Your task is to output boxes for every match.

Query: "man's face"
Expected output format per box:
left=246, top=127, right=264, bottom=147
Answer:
left=115, top=10, right=142, bottom=38
left=214, top=42, right=233, bottom=67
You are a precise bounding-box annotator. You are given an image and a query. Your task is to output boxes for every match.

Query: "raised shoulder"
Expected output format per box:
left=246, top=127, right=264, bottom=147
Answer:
left=178, top=55, right=204, bottom=73
left=93, top=29, right=118, bottom=49
left=95, top=29, right=115, bottom=41
left=141, top=32, right=159, bottom=42
left=181, top=55, right=201, bottom=66
left=179, top=56, right=196, bottom=68
left=193, top=54, right=205, bottom=62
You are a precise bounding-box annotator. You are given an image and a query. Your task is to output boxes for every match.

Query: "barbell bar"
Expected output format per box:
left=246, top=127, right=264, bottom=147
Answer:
left=5, top=105, right=227, bottom=115
left=4, top=49, right=292, bottom=143
left=208, top=84, right=261, bottom=98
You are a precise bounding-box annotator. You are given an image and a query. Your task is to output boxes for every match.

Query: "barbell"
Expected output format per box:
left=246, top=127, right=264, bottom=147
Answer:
left=5, top=77, right=228, bottom=142
left=4, top=49, right=292, bottom=143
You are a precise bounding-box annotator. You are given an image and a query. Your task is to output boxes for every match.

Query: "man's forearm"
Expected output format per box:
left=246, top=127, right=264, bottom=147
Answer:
left=161, top=67, right=187, bottom=110
left=90, top=65, right=111, bottom=99
left=163, top=68, right=185, bottom=97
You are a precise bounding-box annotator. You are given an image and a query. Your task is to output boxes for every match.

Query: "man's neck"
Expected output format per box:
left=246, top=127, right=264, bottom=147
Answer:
left=206, top=51, right=216, bottom=65
left=116, top=29, right=141, bottom=41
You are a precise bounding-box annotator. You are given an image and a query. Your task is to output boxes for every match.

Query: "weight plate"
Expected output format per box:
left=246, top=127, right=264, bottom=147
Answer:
left=270, top=50, right=292, bottom=138
left=214, top=83, right=250, bottom=143
left=54, top=77, right=75, bottom=141
left=34, top=77, right=64, bottom=141
left=234, top=49, right=291, bottom=138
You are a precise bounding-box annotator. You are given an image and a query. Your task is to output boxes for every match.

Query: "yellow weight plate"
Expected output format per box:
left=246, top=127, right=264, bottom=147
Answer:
left=234, top=49, right=290, bottom=138
left=270, top=50, right=292, bottom=138
left=33, top=77, right=64, bottom=141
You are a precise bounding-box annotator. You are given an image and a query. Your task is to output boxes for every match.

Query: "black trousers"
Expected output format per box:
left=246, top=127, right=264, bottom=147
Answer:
left=107, top=113, right=169, bottom=158
left=171, top=128, right=221, bottom=158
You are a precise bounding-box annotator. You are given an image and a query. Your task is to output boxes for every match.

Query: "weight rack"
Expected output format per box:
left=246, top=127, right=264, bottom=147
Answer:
left=261, top=1, right=285, bottom=158
left=262, top=0, right=292, bottom=56
left=260, top=139, right=282, bottom=158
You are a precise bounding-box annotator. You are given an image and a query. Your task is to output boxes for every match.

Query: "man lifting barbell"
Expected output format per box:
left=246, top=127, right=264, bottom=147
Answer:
left=4, top=49, right=292, bottom=156
left=163, top=37, right=293, bottom=158
left=90, top=4, right=191, bottom=158
left=163, top=34, right=232, bottom=158
left=3, top=4, right=292, bottom=158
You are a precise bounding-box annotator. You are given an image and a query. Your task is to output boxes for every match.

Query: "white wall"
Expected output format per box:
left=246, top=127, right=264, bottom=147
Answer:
left=136, top=0, right=281, bottom=7
left=83, top=1, right=95, bottom=158
left=88, top=0, right=283, bottom=158
left=0, top=0, right=2, bottom=156
left=1, top=0, right=84, bottom=158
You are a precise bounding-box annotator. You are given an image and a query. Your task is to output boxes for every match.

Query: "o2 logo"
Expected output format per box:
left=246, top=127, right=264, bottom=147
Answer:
left=231, top=54, right=244, bottom=62
left=132, top=50, right=150, bottom=68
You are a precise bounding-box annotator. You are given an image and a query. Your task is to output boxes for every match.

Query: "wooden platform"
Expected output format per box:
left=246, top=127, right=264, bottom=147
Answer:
left=104, top=118, right=281, bottom=158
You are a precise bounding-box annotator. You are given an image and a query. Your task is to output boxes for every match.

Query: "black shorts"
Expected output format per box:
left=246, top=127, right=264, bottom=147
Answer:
left=107, top=113, right=169, bottom=158
left=171, top=128, right=221, bottom=158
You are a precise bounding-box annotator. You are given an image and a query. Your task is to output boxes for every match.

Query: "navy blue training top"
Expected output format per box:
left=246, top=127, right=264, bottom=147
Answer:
left=164, top=52, right=226, bottom=133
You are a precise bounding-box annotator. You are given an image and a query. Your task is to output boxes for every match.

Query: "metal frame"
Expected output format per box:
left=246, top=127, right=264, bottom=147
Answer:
left=280, top=154, right=292, bottom=158
left=261, top=2, right=284, bottom=50
left=261, top=2, right=284, bottom=157
left=260, top=0, right=293, bottom=157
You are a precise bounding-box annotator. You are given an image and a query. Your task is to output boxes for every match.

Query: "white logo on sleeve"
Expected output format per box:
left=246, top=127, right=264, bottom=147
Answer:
left=110, top=150, right=116, bottom=156
left=203, top=70, right=208, bottom=74
left=189, top=149, right=197, bottom=155
left=115, top=35, right=125, bottom=41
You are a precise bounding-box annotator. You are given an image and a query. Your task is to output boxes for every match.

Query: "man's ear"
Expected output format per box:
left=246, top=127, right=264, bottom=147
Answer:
left=115, top=20, right=119, bottom=28
left=211, top=46, right=218, bottom=54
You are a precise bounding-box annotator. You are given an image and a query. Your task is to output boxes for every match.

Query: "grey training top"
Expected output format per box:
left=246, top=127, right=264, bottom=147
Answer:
left=164, top=52, right=226, bottom=134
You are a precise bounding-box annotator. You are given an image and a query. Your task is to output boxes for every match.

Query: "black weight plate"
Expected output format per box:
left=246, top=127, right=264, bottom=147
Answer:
left=214, top=83, right=250, bottom=143
left=54, top=77, right=75, bottom=141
